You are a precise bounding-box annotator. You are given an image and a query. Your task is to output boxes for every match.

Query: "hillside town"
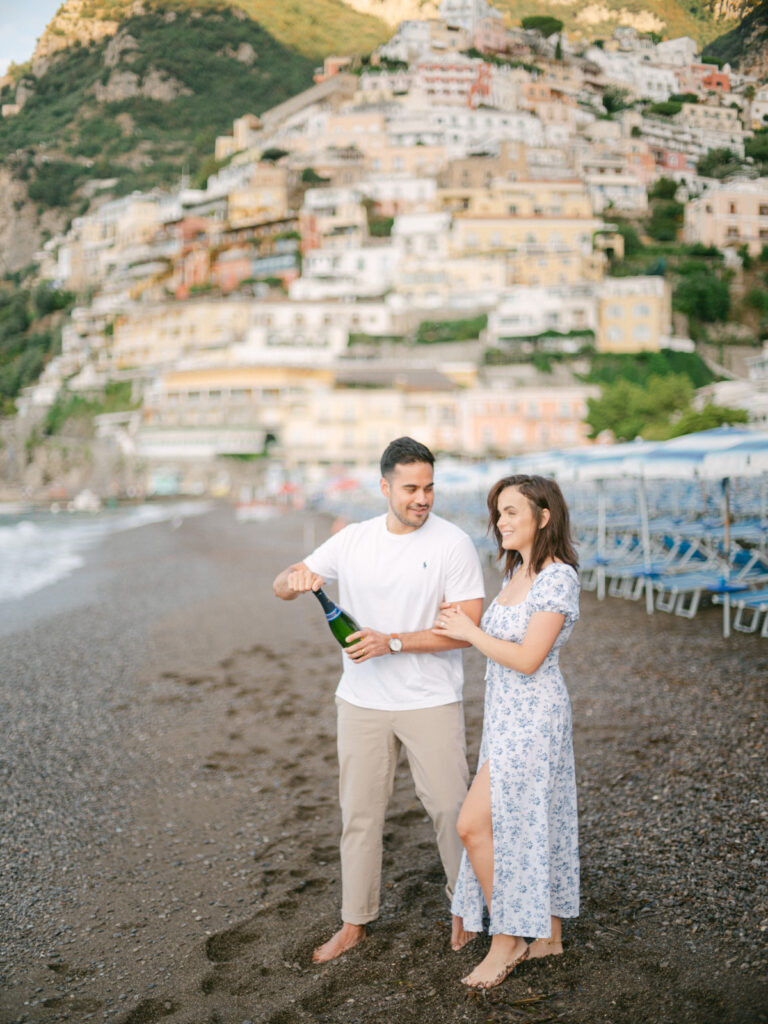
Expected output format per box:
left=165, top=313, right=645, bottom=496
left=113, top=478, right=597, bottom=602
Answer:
left=11, top=0, right=768, bottom=494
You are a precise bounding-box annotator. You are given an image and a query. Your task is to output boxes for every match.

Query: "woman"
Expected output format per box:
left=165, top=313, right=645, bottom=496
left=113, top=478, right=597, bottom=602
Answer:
left=433, top=474, right=580, bottom=990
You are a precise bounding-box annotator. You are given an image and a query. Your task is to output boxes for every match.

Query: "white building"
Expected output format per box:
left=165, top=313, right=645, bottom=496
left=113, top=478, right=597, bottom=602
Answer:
left=653, top=37, right=699, bottom=67
left=584, top=172, right=649, bottom=213
left=289, top=244, right=402, bottom=301
left=585, top=47, right=679, bottom=103
left=439, top=0, right=503, bottom=33
left=388, top=105, right=544, bottom=152
left=392, top=211, right=452, bottom=261
left=487, top=285, right=596, bottom=345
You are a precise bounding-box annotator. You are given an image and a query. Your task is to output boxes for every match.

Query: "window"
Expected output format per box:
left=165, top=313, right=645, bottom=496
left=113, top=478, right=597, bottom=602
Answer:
left=607, top=326, right=624, bottom=342
left=608, top=304, right=623, bottom=318
left=633, top=303, right=650, bottom=317
left=633, top=324, right=651, bottom=341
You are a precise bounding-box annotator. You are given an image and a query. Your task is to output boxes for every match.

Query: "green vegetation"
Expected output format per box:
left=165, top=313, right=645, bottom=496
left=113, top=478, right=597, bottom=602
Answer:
left=648, top=100, right=683, bottom=118
left=647, top=198, right=684, bottom=243
left=703, top=0, right=768, bottom=68
left=602, top=87, right=631, bottom=115
left=415, top=315, right=488, bottom=345
left=367, top=215, right=394, bottom=238
left=674, top=271, right=731, bottom=322
left=585, top=372, right=747, bottom=440
left=648, top=177, right=678, bottom=201
left=520, top=15, right=563, bottom=36
left=300, top=167, right=329, bottom=184
left=462, top=48, right=541, bottom=74
left=0, top=282, right=74, bottom=416
left=745, top=130, right=768, bottom=175
left=581, top=350, right=715, bottom=390
left=696, top=147, right=742, bottom=179
left=42, top=380, right=138, bottom=436
left=580, top=351, right=745, bottom=441
left=70, top=0, right=390, bottom=60
left=0, top=8, right=316, bottom=208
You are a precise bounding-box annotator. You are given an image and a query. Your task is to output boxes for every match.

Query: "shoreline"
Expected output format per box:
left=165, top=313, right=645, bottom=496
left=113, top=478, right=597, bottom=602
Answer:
left=0, top=504, right=766, bottom=1024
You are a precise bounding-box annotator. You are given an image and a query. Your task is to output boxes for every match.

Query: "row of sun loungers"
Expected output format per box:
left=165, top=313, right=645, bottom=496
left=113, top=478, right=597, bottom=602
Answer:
left=577, top=515, right=768, bottom=638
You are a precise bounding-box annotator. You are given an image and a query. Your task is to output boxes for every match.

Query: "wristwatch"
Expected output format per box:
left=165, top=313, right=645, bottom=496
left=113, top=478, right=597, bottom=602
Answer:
left=388, top=634, right=403, bottom=653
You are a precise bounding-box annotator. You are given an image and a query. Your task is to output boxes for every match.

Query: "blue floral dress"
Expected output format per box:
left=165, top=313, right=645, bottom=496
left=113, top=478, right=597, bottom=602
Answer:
left=452, top=562, right=580, bottom=938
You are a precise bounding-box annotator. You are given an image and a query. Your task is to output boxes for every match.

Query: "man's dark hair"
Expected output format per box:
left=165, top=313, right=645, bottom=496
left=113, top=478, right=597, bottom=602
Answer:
left=380, top=436, right=435, bottom=478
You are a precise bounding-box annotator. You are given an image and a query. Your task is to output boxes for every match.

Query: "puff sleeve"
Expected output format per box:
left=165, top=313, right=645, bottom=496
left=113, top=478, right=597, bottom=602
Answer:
left=529, top=564, right=580, bottom=625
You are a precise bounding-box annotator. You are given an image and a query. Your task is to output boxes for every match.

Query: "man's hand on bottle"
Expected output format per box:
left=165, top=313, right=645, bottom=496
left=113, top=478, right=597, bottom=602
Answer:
left=344, top=629, right=389, bottom=663
left=287, top=567, right=324, bottom=594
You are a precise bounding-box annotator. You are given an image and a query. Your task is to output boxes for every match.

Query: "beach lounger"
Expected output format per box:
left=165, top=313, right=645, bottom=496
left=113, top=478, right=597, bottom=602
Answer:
left=714, top=587, right=768, bottom=636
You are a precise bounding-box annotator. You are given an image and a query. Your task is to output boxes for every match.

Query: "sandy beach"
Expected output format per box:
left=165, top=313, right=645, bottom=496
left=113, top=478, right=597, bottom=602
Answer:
left=0, top=504, right=766, bottom=1024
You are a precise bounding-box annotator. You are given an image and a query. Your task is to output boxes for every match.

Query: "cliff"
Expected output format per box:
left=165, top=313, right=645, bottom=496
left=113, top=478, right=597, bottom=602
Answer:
left=704, top=0, right=768, bottom=76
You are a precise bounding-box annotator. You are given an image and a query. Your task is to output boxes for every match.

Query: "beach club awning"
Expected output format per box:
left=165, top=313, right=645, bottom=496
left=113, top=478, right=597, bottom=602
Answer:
left=540, top=428, right=768, bottom=483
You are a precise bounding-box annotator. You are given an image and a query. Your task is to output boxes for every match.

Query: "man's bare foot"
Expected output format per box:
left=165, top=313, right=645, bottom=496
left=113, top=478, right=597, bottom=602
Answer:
left=311, top=923, right=365, bottom=964
left=451, top=914, right=478, bottom=951
left=527, top=937, right=563, bottom=959
left=461, top=935, right=528, bottom=989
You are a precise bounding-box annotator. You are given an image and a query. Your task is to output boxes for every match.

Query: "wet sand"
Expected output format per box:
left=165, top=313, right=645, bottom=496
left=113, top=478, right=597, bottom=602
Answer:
left=0, top=505, right=766, bottom=1024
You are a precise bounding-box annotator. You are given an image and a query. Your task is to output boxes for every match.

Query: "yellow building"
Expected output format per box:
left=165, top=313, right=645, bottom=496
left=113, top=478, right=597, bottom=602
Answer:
left=111, top=298, right=254, bottom=371
left=144, top=363, right=334, bottom=434
left=366, top=144, right=448, bottom=177
left=227, top=163, right=289, bottom=227
left=684, top=180, right=768, bottom=256
left=597, top=277, right=671, bottom=353
left=442, top=181, right=603, bottom=286
left=440, top=141, right=528, bottom=190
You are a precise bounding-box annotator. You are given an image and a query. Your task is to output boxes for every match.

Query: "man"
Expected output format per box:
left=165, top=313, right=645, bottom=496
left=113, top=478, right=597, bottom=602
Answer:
left=273, top=437, right=485, bottom=963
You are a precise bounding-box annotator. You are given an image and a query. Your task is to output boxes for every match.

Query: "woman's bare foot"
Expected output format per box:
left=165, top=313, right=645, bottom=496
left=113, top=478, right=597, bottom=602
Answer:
left=461, top=935, right=528, bottom=989
left=451, top=914, right=478, bottom=951
left=527, top=937, right=563, bottom=959
left=311, top=923, right=365, bottom=963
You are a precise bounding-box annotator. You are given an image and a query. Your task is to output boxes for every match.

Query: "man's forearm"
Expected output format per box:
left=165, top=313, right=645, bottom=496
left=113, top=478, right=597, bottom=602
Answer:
left=399, top=629, right=472, bottom=652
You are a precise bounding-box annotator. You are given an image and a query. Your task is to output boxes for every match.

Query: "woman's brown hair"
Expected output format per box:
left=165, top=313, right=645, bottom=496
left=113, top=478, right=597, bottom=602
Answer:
left=487, top=474, right=579, bottom=577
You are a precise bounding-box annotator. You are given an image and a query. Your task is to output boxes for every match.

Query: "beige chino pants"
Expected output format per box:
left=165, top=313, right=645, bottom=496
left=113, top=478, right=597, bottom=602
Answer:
left=335, top=697, right=470, bottom=926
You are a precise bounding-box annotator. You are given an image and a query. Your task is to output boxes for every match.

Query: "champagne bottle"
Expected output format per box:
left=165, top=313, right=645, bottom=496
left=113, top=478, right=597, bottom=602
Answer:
left=313, top=587, right=360, bottom=648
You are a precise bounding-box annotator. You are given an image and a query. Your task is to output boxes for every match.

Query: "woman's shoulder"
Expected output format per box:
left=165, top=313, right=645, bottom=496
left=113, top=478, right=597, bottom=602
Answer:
left=530, top=561, right=580, bottom=617
left=534, top=561, right=578, bottom=583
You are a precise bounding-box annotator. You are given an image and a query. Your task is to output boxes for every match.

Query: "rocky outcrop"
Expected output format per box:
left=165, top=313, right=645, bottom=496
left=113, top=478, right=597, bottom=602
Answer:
left=91, top=68, right=192, bottom=103
left=575, top=4, right=665, bottom=33
left=0, top=167, right=66, bottom=276
left=710, top=0, right=755, bottom=21
left=30, top=0, right=133, bottom=76
left=103, top=30, right=139, bottom=68
left=339, top=0, right=440, bottom=28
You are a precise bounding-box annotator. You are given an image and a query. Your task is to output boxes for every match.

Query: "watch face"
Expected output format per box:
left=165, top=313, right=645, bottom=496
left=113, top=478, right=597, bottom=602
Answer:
left=389, top=637, right=403, bottom=652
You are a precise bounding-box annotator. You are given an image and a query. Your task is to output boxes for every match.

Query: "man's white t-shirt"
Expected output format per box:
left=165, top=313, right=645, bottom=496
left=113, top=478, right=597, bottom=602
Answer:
left=304, top=512, right=485, bottom=711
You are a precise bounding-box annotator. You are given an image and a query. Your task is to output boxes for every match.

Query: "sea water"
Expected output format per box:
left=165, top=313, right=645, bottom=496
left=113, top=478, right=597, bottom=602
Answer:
left=0, top=501, right=211, bottom=604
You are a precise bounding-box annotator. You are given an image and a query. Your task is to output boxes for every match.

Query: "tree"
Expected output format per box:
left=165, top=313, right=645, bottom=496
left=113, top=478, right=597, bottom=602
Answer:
left=696, top=147, right=742, bottom=179
left=674, top=272, right=731, bottom=322
left=615, top=223, right=643, bottom=257
left=647, top=199, right=684, bottom=242
left=602, top=87, right=630, bottom=115
left=658, top=403, right=748, bottom=439
left=649, top=177, right=678, bottom=200
left=745, top=129, right=768, bottom=165
left=586, top=373, right=693, bottom=441
left=521, top=15, right=563, bottom=36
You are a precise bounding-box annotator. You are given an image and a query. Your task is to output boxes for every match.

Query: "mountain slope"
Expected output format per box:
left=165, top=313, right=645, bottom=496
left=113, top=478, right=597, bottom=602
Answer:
left=28, top=0, right=391, bottom=65
left=490, top=0, right=754, bottom=46
left=703, top=0, right=768, bottom=75
left=0, top=5, right=320, bottom=273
